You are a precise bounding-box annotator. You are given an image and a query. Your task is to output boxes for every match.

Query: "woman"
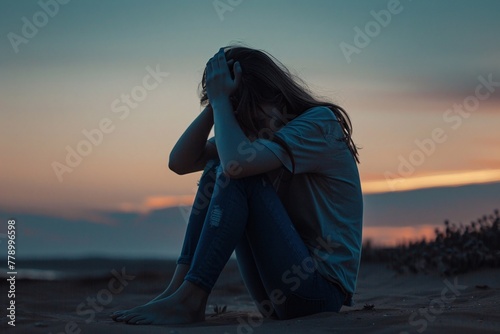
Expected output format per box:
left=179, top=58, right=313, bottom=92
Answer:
left=111, top=45, right=363, bottom=325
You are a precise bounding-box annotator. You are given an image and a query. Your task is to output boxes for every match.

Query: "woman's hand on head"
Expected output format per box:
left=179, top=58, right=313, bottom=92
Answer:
left=205, top=48, right=242, bottom=104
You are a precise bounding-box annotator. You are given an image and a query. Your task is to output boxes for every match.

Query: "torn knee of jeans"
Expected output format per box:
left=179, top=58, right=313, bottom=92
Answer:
left=209, top=205, right=223, bottom=227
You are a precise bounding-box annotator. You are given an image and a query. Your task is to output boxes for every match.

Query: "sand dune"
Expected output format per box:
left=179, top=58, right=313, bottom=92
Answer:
left=2, top=261, right=499, bottom=334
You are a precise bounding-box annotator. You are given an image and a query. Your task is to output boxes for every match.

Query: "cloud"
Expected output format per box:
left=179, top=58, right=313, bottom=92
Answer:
left=363, top=169, right=500, bottom=194
left=346, top=70, right=500, bottom=114
left=118, top=195, right=195, bottom=213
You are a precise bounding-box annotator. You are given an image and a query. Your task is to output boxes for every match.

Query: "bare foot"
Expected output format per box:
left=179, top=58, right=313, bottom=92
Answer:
left=112, top=297, right=204, bottom=325
left=111, top=281, right=208, bottom=325
left=111, top=264, right=190, bottom=320
left=110, top=287, right=174, bottom=320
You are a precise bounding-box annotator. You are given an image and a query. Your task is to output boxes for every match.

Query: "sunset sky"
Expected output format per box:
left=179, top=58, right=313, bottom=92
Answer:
left=1, top=0, right=499, bottom=255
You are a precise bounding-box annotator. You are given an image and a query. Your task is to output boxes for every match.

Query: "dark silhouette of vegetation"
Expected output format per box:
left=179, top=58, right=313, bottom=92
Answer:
left=361, top=209, right=500, bottom=275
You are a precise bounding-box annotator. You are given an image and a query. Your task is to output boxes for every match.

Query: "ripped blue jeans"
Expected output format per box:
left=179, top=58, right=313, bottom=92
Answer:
left=177, top=159, right=346, bottom=319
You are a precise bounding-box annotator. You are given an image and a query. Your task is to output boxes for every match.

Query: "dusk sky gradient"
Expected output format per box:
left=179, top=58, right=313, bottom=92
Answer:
left=1, top=0, right=499, bottom=255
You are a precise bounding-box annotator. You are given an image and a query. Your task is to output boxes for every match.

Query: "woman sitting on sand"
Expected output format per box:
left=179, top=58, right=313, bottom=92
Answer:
left=111, top=45, right=363, bottom=325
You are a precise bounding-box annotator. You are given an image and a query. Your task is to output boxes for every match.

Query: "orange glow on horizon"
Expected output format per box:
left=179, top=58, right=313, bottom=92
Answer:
left=115, top=169, right=500, bottom=215
left=118, top=195, right=195, bottom=213
left=362, top=169, right=500, bottom=194
left=363, top=225, right=438, bottom=247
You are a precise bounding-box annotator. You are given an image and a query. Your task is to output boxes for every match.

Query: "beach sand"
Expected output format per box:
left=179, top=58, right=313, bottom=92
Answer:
left=2, top=260, right=499, bottom=334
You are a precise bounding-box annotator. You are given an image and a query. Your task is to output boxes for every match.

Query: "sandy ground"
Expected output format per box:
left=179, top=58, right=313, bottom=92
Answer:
left=1, top=260, right=499, bottom=334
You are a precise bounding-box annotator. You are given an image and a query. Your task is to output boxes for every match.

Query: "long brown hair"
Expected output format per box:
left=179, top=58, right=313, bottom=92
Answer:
left=199, top=45, right=360, bottom=170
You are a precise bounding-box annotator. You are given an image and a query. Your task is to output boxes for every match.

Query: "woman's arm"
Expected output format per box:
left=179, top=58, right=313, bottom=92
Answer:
left=211, top=97, right=282, bottom=178
left=206, top=48, right=282, bottom=178
left=168, top=105, right=218, bottom=175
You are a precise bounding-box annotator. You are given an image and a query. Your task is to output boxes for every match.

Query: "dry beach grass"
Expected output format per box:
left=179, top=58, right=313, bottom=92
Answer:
left=2, top=210, right=499, bottom=334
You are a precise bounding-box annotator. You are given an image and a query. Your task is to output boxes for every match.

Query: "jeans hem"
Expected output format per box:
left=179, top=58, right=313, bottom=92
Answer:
left=184, top=275, right=212, bottom=294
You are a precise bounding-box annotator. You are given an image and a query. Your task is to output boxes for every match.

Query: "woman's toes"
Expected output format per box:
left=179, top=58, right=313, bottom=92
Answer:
left=119, top=310, right=142, bottom=323
left=114, top=315, right=126, bottom=322
left=115, top=314, right=130, bottom=322
left=110, top=310, right=126, bottom=320
left=126, top=314, right=146, bottom=325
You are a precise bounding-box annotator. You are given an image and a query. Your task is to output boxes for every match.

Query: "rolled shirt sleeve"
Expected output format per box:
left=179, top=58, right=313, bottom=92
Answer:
left=254, top=106, right=347, bottom=174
